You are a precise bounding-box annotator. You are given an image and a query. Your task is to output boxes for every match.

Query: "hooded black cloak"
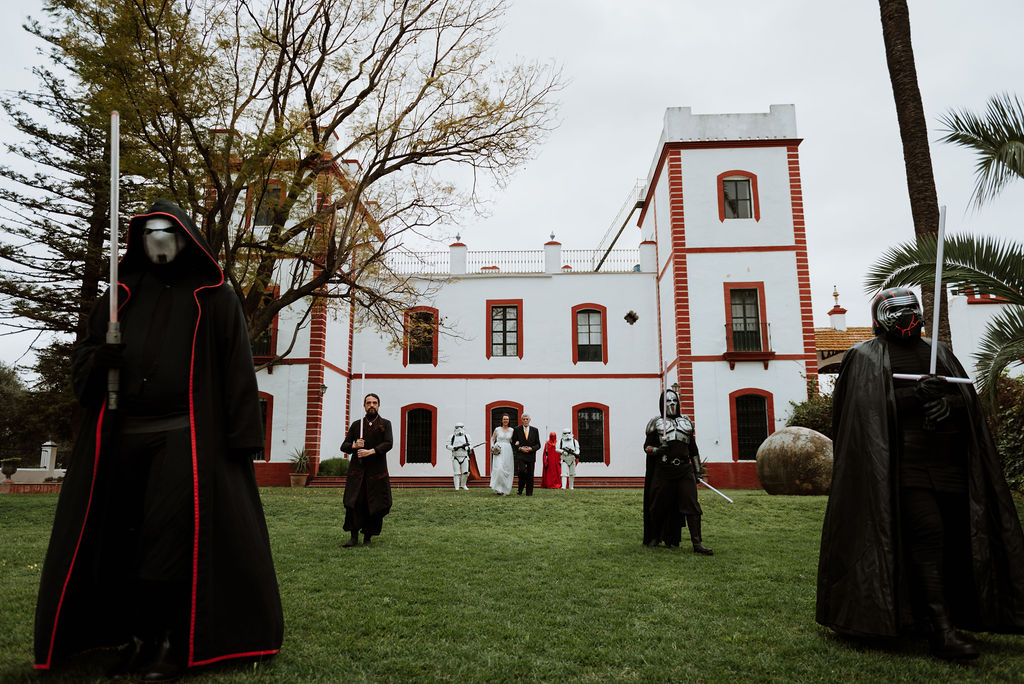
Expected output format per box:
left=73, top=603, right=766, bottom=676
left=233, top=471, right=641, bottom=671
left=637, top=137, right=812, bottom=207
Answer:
left=34, top=200, right=283, bottom=669
left=816, top=336, right=1024, bottom=637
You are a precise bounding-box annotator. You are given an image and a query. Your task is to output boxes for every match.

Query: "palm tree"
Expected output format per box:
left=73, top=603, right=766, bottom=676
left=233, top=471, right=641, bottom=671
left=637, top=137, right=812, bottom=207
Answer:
left=865, top=233, right=1024, bottom=398
left=939, top=93, right=1024, bottom=209
left=878, top=0, right=951, bottom=346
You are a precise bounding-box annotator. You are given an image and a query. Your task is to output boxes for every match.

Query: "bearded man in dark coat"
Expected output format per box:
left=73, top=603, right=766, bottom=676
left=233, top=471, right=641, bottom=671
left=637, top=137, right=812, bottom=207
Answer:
left=817, top=287, right=1024, bottom=660
left=34, top=200, right=283, bottom=679
left=643, top=385, right=713, bottom=555
left=340, top=393, right=393, bottom=547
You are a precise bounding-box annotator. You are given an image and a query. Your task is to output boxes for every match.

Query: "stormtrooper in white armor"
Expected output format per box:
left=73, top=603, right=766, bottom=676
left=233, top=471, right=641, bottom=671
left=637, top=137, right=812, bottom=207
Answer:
left=444, top=422, right=472, bottom=490
left=556, top=428, right=580, bottom=490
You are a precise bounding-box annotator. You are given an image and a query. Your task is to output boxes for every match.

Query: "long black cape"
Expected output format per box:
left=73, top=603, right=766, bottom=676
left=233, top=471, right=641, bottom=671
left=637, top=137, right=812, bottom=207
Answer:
left=34, top=200, right=283, bottom=669
left=816, top=336, right=1024, bottom=637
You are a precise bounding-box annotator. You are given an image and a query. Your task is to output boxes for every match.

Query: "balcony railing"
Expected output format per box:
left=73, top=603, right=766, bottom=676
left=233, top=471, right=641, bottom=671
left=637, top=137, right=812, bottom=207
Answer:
left=723, top=322, right=775, bottom=369
left=387, top=248, right=640, bottom=274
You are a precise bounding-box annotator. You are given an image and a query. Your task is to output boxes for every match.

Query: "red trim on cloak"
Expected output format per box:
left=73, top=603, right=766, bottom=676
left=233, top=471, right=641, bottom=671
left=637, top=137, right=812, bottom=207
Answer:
left=38, top=284, right=133, bottom=670
left=38, top=402, right=108, bottom=670
left=186, top=275, right=223, bottom=667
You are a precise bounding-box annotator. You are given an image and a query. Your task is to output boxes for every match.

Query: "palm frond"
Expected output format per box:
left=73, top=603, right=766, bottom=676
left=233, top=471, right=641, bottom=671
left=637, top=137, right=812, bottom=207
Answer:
left=939, top=92, right=1024, bottom=208
left=972, top=305, right=1024, bottom=399
left=864, top=232, right=1024, bottom=305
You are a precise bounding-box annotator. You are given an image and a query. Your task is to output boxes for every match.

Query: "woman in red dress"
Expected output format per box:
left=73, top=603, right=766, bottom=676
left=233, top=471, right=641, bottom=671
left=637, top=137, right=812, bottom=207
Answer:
left=541, top=431, right=561, bottom=488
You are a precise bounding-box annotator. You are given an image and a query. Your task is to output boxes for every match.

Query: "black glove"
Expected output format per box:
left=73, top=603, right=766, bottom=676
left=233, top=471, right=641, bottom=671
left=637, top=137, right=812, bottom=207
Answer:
left=93, top=343, right=126, bottom=369
left=914, top=375, right=946, bottom=403
left=231, top=448, right=262, bottom=462
left=923, top=396, right=953, bottom=423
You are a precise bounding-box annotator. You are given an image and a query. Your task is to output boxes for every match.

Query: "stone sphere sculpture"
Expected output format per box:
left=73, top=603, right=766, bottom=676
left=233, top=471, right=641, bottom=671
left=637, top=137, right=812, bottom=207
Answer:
left=755, top=426, right=833, bottom=495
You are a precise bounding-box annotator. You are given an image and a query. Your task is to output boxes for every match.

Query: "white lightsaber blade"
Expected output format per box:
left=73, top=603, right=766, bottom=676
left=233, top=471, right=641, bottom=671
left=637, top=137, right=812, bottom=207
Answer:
left=697, top=477, right=734, bottom=503
left=106, top=111, right=121, bottom=410
left=359, top=362, right=366, bottom=440
left=929, top=205, right=947, bottom=375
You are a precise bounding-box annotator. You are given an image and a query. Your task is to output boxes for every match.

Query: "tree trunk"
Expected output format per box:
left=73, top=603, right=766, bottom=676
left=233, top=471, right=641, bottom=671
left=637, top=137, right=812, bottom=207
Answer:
left=878, top=0, right=951, bottom=349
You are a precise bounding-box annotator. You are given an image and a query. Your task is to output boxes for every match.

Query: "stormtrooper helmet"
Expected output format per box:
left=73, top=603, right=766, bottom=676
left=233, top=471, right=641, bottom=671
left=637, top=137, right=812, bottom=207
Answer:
left=143, top=216, right=188, bottom=265
left=871, top=287, right=923, bottom=340
left=561, top=428, right=572, bottom=436
left=453, top=422, right=465, bottom=436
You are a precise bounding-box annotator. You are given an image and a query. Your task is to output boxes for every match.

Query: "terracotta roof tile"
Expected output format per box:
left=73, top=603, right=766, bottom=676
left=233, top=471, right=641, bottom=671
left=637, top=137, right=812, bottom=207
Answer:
left=815, top=326, right=874, bottom=351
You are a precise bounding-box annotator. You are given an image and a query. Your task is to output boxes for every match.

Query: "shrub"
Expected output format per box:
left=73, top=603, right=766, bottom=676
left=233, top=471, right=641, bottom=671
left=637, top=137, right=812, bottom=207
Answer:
left=786, top=392, right=833, bottom=439
left=317, top=457, right=350, bottom=476
left=992, top=375, right=1024, bottom=494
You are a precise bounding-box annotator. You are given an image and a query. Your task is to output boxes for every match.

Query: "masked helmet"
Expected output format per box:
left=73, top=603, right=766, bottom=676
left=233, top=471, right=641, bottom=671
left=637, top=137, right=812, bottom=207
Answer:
left=659, top=389, right=680, bottom=418
left=453, top=422, right=465, bottom=435
left=561, top=428, right=572, bottom=435
left=871, top=287, right=923, bottom=340
left=143, top=217, right=188, bottom=264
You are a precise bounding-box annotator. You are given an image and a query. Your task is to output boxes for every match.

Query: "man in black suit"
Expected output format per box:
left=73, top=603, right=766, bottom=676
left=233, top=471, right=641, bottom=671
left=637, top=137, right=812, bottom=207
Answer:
left=512, top=413, right=542, bottom=496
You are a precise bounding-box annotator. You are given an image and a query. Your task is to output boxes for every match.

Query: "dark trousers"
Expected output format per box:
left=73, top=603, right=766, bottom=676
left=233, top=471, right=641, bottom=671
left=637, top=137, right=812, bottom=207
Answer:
left=900, top=487, right=974, bottom=624
left=104, top=427, right=192, bottom=638
left=516, top=456, right=536, bottom=495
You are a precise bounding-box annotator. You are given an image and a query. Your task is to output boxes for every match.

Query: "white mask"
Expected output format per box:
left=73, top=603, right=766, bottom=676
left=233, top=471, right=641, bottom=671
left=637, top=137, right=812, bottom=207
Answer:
left=143, top=217, right=187, bottom=264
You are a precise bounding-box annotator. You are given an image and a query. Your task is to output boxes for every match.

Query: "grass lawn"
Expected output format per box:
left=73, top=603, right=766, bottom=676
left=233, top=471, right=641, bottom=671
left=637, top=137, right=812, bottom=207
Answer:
left=2, top=488, right=1023, bottom=682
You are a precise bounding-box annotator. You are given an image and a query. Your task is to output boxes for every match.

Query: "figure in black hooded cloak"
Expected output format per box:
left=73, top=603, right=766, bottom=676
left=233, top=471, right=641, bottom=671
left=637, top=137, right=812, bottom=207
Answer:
left=643, top=385, right=713, bottom=555
left=817, top=287, right=1024, bottom=660
left=34, top=200, right=283, bottom=679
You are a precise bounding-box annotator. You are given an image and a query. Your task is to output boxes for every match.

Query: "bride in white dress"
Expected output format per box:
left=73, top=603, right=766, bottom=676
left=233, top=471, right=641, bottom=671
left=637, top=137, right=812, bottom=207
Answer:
left=489, top=414, right=515, bottom=496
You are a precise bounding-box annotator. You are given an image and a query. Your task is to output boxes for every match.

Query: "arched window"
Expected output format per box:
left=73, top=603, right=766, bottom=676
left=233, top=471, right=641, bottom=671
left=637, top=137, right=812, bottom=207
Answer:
left=400, top=404, right=437, bottom=465
left=571, top=303, right=608, bottom=364
left=484, top=400, right=524, bottom=476
left=257, top=391, right=273, bottom=462
left=716, top=170, right=760, bottom=222
left=729, top=389, right=775, bottom=461
left=403, top=306, right=439, bottom=366
left=572, top=402, right=611, bottom=465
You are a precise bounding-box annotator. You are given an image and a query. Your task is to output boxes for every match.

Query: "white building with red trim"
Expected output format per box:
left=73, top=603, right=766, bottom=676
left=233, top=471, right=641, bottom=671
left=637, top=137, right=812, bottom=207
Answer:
left=253, top=105, right=818, bottom=488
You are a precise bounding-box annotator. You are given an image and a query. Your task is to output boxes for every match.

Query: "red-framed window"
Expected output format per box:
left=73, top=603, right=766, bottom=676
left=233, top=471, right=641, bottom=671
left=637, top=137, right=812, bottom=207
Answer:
left=728, top=388, right=775, bottom=461
left=717, top=170, right=760, bottom=222
left=486, top=299, right=524, bottom=359
left=571, top=303, right=608, bottom=365
left=572, top=402, right=610, bottom=466
left=257, top=391, right=273, bottom=462
left=723, top=282, right=775, bottom=369
left=252, top=286, right=280, bottom=362
left=250, top=182, right=284, bottom=228
left=484, top=400, right=524, bottom=476
left=400, top=403, right=437, bottom=466
left=403, top=306, right=439, bottom=367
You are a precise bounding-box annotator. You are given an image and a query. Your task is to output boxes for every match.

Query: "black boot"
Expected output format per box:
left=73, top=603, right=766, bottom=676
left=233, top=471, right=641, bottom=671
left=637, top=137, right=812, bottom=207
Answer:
left=107, top=635, right=152, bottom=679
left=686, top=515, right=714, bottom=556
left=363, top=533, right=373, bottom=545
left=139, top=631, right=185, bottom=682
left=918, top=562, right=978, bottom=660
left=342, top=531, right=359, bottom=548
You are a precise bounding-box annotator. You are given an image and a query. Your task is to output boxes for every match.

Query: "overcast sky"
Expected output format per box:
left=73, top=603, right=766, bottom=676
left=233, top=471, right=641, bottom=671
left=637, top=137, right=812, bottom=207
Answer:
left=3, top=0, right=1024, bottom=369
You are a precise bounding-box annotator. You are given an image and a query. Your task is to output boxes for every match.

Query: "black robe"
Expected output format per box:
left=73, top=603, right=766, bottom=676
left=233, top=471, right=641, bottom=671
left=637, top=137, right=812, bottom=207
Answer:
left=816, top=336, right=1024, bottom=637
left=34, top=200, right=283, bottom=669
left=340, top=416, right=393, bottom=535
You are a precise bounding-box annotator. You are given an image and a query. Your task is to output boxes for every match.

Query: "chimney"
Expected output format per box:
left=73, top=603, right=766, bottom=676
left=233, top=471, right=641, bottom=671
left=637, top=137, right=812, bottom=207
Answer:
left=544, top=233, right=561, bottom=274
left=639, top=241, right=657, bottom=272
left=450, top=236, right=467, bottom=275
left=828, top=286, right=847, bottom=331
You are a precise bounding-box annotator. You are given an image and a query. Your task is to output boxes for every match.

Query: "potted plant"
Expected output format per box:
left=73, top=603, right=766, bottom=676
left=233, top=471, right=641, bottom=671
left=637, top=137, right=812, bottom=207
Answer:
left=289, top=448, right=310, bottom=487
left=1, top=457, right=21, bottom=482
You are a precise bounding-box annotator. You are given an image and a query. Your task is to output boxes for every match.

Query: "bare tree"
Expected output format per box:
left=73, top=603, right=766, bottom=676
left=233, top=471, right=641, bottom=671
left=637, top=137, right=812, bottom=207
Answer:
left=21, top=0, right=562, bottom=361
